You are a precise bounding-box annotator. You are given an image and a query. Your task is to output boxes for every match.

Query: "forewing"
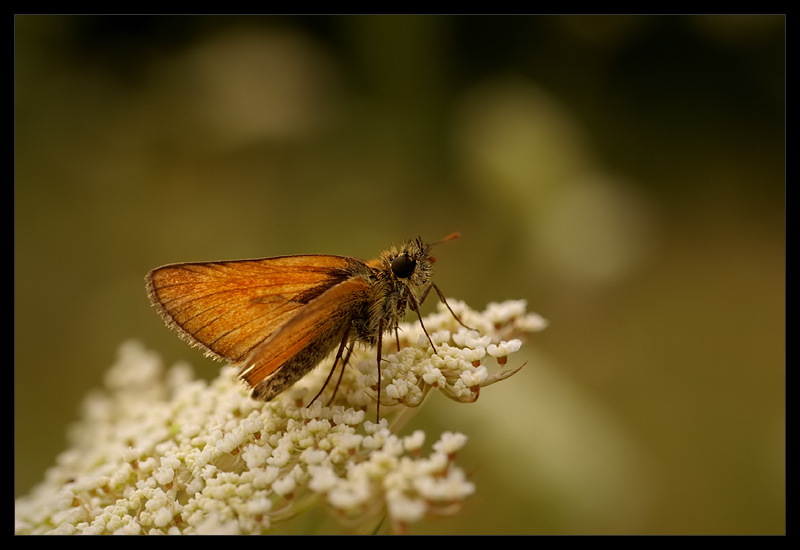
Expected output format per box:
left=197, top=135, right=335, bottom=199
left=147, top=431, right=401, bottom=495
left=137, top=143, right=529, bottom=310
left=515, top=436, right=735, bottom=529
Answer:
left=146, top=255, right=361, bottom=362
left=238, top=276, right=370, bottom=389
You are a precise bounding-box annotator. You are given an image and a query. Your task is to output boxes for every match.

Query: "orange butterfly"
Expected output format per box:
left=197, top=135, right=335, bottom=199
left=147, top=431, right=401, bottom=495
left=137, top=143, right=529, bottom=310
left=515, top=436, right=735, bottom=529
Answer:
left=146, top=234, right=466, bottom=418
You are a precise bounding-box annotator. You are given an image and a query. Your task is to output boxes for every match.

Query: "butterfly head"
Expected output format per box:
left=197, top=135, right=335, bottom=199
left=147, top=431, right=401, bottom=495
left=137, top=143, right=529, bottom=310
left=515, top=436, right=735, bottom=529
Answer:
left=382, top=237, right=433, bottom=287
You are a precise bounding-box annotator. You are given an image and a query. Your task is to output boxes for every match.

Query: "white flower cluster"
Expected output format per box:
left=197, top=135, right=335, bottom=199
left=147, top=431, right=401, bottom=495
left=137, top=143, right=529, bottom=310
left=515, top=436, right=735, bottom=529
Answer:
left=358, top=299, right=547, bottom=408
left=15, top=300, right=545, bottom=535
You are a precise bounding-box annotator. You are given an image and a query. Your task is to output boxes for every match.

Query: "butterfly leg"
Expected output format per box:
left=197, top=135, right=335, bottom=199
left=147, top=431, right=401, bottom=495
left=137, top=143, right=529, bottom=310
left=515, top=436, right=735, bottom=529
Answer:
left=326, top=345, right=354, bottom=407
left=309, top=324, right=351, bottom=407
left=418, top=281, right=434, bottom=304
left=376, top=318, right=384, bottom=422
left=418, top=282, right=473, bottom=331
left=407, top=291, right=437, bottom=352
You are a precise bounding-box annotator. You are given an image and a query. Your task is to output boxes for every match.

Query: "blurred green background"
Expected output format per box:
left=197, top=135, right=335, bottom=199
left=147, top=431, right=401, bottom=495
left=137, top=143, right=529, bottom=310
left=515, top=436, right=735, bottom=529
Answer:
left=15, top=15, right=784, bottom=534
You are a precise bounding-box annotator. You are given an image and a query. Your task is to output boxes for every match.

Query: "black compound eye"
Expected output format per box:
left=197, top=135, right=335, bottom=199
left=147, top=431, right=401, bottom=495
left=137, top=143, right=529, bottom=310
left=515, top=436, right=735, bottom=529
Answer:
left=391, top=254, right=417, bottom=279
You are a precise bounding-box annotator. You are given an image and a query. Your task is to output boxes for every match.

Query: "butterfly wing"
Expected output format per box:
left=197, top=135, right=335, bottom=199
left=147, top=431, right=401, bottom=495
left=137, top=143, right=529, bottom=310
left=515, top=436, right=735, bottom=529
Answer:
left=146, top=255, right=366, bottom=363
left=239, top=276, right=371, bottom=399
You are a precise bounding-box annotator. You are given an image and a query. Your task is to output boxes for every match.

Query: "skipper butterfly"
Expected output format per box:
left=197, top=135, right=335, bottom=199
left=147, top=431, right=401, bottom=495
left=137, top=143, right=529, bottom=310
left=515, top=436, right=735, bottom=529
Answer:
left=146, top=233, right=466, bottom=418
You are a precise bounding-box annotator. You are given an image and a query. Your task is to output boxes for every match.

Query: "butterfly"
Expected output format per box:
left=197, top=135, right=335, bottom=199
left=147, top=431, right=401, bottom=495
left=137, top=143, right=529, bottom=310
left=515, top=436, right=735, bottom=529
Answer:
left=146, top=233, right=466, bottom=419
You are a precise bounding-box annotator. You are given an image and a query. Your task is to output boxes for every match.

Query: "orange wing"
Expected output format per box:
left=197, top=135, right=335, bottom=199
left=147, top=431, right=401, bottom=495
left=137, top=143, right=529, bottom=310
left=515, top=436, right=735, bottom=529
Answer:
left=238, top=276, right=371, bottom=392
left=146, top=255, right=365, bottom=363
